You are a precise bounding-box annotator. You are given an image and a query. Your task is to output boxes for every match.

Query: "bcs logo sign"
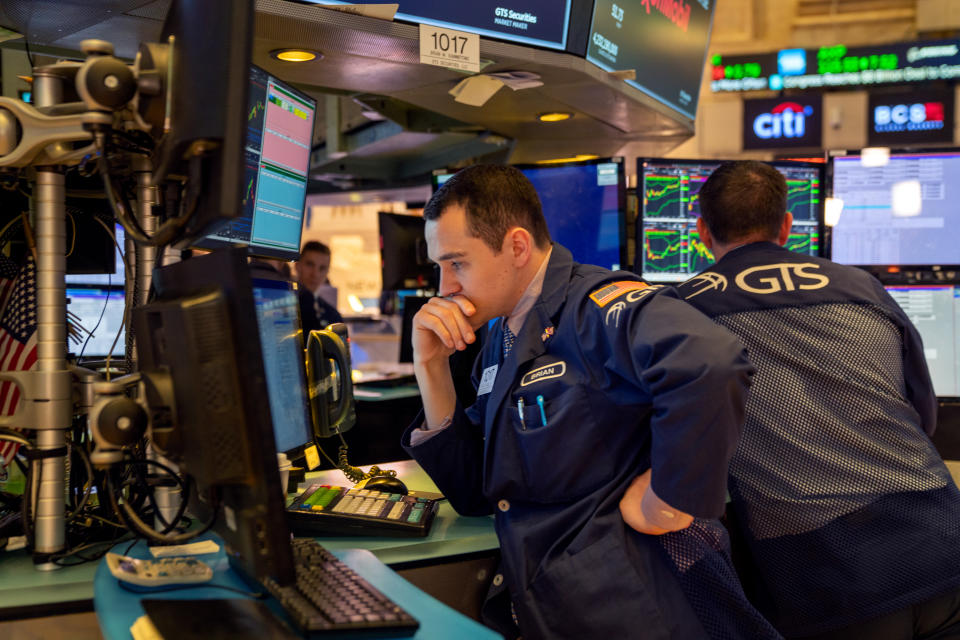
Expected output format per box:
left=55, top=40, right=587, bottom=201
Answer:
left=867, top=90, right=954, bottom=146
left=743, top=96, right=822, bottom=150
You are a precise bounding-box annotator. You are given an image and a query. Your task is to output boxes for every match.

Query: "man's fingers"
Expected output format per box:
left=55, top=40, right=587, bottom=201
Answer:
left=423, top=297, right=475, bottom=348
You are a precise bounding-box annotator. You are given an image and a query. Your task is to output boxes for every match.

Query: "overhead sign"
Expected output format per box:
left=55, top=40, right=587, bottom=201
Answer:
left=309, top=0, right=572, bottom=50
left=743, top=96, right=822, bottom=150
left=712, top=39, right=960, bottom=93
left=868, top=89, right=955, bottom=146
left=586, top=0, right=717, bottom=121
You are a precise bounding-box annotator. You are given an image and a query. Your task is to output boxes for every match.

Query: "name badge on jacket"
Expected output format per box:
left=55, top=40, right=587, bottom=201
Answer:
left=477, top=364, right=498, bottom=396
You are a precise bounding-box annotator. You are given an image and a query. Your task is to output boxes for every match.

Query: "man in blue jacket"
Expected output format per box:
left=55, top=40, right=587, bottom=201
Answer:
left=402, top=164, right=780, bottom=639
left=678, top=160, right=960, bottom=639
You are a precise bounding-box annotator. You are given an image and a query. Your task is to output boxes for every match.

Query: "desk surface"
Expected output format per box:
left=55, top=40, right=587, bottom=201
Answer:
left=94, top=537, right=501, bottom=640
left=0, top=459, right=497, bottom=617
left=297, top=459, right=498, bottom=566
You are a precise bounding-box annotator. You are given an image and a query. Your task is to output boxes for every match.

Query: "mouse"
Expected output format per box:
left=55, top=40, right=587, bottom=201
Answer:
left=362, top=475, right=408, bottom=495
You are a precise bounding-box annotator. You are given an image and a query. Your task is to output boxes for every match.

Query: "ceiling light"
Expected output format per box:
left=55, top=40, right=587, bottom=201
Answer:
left=270, top=49, right=321, bottom=62
left=536, top=154, right=599, bottom=165
left=538, top=112, right=572, bottom=123
left=860, top=147, right=890, bottom=167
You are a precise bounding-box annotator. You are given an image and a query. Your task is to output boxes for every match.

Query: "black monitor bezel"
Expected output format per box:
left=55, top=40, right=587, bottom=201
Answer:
left=143, top=248, right=295, bottom=586
left=250, top=277, right=316, bottom=460
left=827, top=147, right=960, bottom=281
left=510, top=156, right=628, bottom=272
left=378, top=212, right=437, bottom=293
left=192, top=64, right=318, bottom=262
left=636, top=156, right=826, bottom=283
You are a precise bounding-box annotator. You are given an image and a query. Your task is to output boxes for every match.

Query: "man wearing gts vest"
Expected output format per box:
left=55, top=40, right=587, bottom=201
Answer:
left=679, top=160, right=960, bottom=639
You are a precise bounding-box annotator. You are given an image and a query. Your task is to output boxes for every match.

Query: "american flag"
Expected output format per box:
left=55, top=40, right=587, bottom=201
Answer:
left=0, top=253, right=37, bottom=471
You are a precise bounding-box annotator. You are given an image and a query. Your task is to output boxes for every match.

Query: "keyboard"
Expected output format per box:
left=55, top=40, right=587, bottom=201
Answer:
left=287, top=484, right=440, bottom=538
left=263, top=538, right=419, bottom=637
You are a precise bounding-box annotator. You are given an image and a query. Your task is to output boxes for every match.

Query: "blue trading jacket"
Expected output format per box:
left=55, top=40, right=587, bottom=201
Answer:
left=678, top=241, right=960, bottom=637
left=404, top=244, right=781, bottom=640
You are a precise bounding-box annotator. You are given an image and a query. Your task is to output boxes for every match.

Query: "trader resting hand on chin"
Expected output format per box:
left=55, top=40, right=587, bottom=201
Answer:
left=402, top=164, right=779, bottom=640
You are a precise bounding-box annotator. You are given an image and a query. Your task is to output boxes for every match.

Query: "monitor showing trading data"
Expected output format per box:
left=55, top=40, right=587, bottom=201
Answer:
left=198, top=66, right=317, bottom=260
left=67, top=288, right=125, bottom=357
left=638, top=158, right=823, bottom=282
left=251, top=279, right=314, bottom=456
left=831, top=151, right=960, bottom=268
left=434, top=159, right=626, bottom=271
left=885, top=284, right=960, bottom=398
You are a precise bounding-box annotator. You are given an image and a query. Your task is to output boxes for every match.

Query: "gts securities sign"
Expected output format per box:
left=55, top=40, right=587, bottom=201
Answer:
left=743, top=95, right=822, bottom=150
left=868, top=89, right=955, bottom=146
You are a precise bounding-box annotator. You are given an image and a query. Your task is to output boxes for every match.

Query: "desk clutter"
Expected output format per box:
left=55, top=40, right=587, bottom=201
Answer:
left=288, top=484, right=441, bottom=537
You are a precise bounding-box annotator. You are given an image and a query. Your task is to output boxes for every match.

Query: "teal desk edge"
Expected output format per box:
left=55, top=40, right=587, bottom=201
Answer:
left=94, top=539, right=502, bottom=640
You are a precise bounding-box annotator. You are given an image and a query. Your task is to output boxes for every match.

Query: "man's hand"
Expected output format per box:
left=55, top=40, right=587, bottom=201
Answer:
left=412, top=295, right=479, bottom=367
left=619, top=469, right=694, bottom=535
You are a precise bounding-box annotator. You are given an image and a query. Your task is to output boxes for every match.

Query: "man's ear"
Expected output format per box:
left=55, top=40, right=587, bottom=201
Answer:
left=696, top=217, right=714, bottom=250
left=505, top=227, right=533, bottom=266
left=777, top=211, right=794, bottom=246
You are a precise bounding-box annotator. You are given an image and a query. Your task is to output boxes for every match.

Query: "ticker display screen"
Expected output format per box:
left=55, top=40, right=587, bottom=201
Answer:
left=587, top=0, right=716, bottom=120
left=638, top=158, right=823, bottom=282
left=309, top=1, right=572, bottom=50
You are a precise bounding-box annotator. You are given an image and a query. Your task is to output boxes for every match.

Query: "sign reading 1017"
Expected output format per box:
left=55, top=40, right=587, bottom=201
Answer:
left=419, top=23, right=480, bottom=73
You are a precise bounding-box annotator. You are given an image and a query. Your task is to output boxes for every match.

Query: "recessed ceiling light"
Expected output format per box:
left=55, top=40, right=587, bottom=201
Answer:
left=538, top=112, right=572, bottom=123
left=270, top=49, right=322, bottom=62
left=537, top=154, right=599, bottom=165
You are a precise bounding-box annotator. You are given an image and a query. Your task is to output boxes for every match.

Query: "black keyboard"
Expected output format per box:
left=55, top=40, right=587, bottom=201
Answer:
left=287, top=484, right=440, bottom=538
left=263, top=539, right=419, bottom=637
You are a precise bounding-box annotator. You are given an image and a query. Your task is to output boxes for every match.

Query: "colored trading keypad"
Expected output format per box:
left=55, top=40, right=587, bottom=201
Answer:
left=287, top=483, right=441, bottom=538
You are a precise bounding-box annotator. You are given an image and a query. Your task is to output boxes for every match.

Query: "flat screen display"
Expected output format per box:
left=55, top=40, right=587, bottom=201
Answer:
left=432, top=159, right=627, bottom=271
left=309, top=0, right=572, bottom=50
left=885, top=284, right=960, bottom=398
left=586, top=0, right=716, bottom=120
left=67, top=287, right=125, bottom=356
left=638, top=158, right=823, bottom=282
left=198, top=66, right=317, bottom=260
left=830, top=151, right=960, bottom=268
left=66, top=224, right=125, bottom=287
left=252, top=279, right=314, bottom=455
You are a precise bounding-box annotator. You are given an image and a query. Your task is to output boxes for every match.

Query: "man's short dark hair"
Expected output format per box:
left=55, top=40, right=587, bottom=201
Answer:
left=423, top=164, right=551, bottom=252
left=300, top=240, right=331, bottom=258
left=698, top=161, right=787, bottom=244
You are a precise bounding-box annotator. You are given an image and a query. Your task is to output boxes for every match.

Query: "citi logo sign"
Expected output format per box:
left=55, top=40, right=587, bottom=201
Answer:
left=874, top=102, right=945, bottom=133
left=753, top=102, right=814, bottom=139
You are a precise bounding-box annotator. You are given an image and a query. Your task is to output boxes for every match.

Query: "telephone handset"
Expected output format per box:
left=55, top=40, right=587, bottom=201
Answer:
left=305, top=323, right=356, bottom=439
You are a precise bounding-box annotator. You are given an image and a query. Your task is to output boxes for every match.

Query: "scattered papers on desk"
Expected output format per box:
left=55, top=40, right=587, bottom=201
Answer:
left=131, top=615, right=163, bottom=640
left=315, top=3, right=398, bottom=20
left=149, top=539, right=219, bottom=557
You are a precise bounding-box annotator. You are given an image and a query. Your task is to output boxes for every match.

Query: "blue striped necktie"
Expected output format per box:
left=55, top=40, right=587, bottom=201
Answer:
left=502, top=323, right=516, bottom=359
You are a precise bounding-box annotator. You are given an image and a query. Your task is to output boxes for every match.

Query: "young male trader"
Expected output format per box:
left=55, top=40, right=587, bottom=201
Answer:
left=296, top=240, right=343, bottom=333
left=402, top=164, right=780, bottom=639
left=680, top=160, right=960, bottom=639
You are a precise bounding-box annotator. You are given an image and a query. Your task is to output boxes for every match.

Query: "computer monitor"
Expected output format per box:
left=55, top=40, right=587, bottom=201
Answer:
left=434, top=158, right=627, bottom=271
left=134, top=248, right=295, bottom=586
left=379, top=212, right=436, bottom=292
left=885, top=284, right=960, bottom=398
left=515, top=158, right=627, bottom=271
left=251, top=278, right=314, bottom=458
left=139, top=0, right=254, bottom=245
left=637, top=158, right=824, bottom=282
left=67, top=287, right=125, bottom=357
left=195, top=65, right=317, bottom=260
left=66, top=224, right=125, bottom=287
left=830, top=150, right=960, bottom=273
